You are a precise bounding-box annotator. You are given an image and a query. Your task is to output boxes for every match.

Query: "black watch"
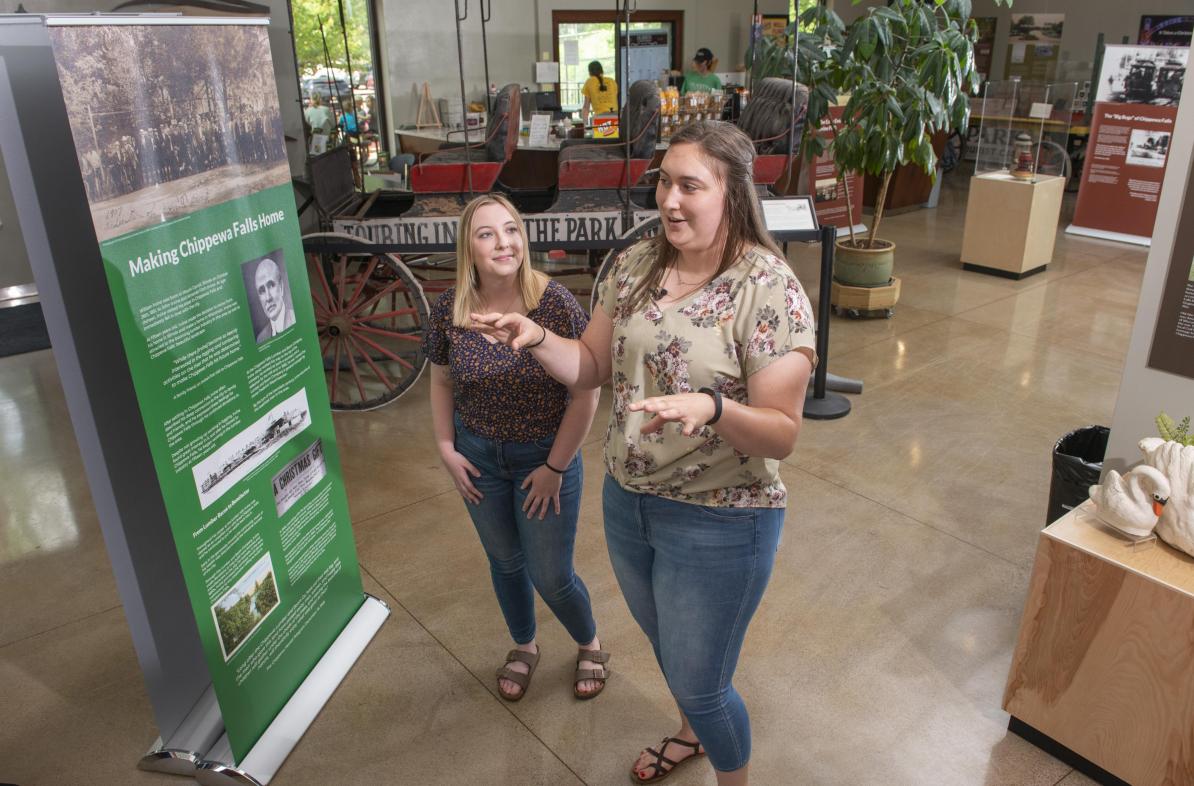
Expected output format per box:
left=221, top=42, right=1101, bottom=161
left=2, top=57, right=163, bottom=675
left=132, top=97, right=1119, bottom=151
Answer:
left=697, top=386, right=723, bottom=425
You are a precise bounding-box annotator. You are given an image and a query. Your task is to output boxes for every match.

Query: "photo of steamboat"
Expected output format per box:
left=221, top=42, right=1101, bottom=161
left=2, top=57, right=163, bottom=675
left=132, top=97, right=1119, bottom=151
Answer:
left=200, top=409, right=307, bottom=494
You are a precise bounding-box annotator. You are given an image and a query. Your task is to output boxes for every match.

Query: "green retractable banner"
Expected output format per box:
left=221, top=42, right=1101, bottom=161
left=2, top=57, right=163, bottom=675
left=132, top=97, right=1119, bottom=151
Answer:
left=47, top=20, right=364, bottom=761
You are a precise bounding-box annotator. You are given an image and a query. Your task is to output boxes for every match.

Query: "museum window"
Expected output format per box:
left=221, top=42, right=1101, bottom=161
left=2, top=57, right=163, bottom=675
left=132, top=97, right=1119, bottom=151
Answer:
left=291, top=0, right=386, bottom=165
left=551, top=10, right=685, bottom=109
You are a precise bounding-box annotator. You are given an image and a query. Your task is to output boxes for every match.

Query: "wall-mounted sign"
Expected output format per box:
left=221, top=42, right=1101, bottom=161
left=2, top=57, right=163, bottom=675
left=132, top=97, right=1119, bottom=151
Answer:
left=1139, top=15, right=1194, bottom=48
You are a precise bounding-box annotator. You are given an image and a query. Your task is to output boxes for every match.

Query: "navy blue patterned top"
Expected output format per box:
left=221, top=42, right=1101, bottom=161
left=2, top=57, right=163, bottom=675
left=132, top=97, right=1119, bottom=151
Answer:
left=425, top=280, right=589, bottom=442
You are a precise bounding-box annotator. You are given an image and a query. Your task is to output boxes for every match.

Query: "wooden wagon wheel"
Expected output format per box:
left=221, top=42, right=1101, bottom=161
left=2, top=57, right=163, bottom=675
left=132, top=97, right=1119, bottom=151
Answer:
left=590, top=216, right=661, bottom=313
left=302, top=232, right=430, bottom=411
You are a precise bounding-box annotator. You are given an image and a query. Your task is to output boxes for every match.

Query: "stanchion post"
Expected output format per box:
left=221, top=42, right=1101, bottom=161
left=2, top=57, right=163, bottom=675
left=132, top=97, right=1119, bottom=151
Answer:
left=803, top=224, right=851, bottom=420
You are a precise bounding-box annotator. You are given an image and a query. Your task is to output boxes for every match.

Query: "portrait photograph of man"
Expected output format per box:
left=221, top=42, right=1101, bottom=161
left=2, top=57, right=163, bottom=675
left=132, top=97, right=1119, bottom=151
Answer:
left=242, top=251, right=296, bottom=344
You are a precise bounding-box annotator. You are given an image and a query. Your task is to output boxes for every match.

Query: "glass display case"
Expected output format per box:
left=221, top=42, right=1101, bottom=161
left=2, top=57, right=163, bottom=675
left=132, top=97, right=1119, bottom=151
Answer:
left=973, top=79, right=1077, bottom=183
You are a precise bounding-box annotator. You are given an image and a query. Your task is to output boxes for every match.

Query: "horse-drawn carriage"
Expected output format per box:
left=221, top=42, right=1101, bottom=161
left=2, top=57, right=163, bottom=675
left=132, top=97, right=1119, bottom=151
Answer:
left=300, top=63, right=813, bottom=411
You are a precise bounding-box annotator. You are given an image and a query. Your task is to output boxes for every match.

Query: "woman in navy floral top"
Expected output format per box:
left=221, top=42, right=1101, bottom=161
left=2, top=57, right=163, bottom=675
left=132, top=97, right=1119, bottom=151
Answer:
left=424, top=194, right=609, bottom=701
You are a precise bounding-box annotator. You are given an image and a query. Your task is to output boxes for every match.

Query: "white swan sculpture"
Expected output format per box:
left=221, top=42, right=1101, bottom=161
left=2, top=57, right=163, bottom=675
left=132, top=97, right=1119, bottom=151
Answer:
left=1089, top=465, right=1171, bottom=538
left=1138, top=437, right=1194, bottom=557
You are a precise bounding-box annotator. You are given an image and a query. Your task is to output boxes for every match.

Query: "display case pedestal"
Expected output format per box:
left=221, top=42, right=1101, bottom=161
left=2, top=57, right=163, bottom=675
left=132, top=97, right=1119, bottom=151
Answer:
left=961, top=172, right=1064, bottom=279
left=1003, top=502, right=1194, bottom=786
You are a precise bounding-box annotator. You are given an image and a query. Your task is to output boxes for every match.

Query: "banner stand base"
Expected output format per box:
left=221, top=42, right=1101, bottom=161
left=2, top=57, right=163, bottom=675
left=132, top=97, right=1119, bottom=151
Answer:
left=139, top=684, right=224, bottom=776
left=195, top=594, right=390, bottom=786
left=139, top=742, right=204, bottom=776
left=1064, top=224, right=1152, bottom=247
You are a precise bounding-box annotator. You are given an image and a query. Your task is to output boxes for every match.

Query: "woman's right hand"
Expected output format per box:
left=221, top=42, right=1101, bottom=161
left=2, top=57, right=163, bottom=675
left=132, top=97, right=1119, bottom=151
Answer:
left=441, top=449, right=483, bottom=504
left=469, top=312, right=545, bottom=350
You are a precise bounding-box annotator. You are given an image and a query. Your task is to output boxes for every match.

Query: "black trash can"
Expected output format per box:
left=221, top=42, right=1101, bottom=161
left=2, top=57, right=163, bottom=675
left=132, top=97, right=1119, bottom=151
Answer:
left=1046, top=425, right=1109, bottom=524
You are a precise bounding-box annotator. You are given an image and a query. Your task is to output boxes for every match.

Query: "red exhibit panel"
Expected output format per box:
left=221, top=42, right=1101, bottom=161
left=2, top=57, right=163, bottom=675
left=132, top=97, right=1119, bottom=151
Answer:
left=807, top=106, right=864, bottom=230
left=1070, top=102, right=1177, bottom=239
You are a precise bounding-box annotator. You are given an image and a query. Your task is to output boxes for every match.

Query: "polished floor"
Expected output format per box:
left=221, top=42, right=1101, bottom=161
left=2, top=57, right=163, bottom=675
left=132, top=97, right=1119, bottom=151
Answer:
left=0, top=174, right=1142, bottom=785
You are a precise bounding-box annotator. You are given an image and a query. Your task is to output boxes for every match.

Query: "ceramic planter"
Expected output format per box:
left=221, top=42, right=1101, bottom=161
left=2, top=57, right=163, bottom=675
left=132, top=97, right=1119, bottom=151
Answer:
left=833, top=238, right=895, bottom=288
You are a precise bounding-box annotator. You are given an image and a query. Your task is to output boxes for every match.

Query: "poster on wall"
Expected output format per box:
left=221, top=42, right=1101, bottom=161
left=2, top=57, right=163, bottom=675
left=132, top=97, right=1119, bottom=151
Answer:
left=973, top=17, right=997, bottom=83
left=761, top=14, right=788, bottom=45
left=1139, top=15, right=1194, bottom=48
left=806, top=105, right=863, bottom=232
left=1005, top=14, right=1063, bottom=81
left=47, top=19, right=365, bottom=762
left=1147, top=159, right=1194, bottom=378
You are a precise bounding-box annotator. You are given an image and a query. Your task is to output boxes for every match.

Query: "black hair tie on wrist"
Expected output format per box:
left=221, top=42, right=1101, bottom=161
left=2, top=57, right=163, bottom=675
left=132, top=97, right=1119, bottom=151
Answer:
left=698, top=386, right=723, bottom=425
left=524, top=323, right=547, bottom=349
left=544, top=460, right=566, bottom=474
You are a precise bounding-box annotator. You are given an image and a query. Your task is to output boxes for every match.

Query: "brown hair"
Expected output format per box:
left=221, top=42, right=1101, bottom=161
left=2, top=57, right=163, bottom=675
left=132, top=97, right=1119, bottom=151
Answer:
left=625, top=120, right=782, bottom=313
left=452, top=193, right=548, bottom=327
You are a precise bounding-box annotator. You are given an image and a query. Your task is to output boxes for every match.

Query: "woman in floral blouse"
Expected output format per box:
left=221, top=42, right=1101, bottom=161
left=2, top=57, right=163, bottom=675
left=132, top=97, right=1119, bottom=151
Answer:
left=425, top=194, right=609, bottom=703
left=473, top=121, right=815, bottom=785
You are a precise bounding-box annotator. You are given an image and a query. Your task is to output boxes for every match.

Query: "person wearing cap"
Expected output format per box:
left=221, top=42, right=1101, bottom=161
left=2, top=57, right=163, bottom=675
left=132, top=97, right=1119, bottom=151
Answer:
left=682, top=48, right=722, bottom=95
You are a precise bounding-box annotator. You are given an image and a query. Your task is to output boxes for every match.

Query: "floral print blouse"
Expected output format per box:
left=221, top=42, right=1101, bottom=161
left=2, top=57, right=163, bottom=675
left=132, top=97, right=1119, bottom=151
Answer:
left=425, top=281, right=588, bottom=442
left=596, top=241, right=816, bottom=508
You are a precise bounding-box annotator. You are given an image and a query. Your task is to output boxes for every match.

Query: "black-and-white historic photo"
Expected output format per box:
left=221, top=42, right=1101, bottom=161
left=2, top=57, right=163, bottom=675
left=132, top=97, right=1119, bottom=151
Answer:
left=1095, top=46, right=1188, bottom=106
left=1126, top=129, right=1171, bottom=168
left=192, top=387, right=311, bottom=510
left=241, top=250, right=297, bottom=344
left=49, top=24, right=291, bottom=241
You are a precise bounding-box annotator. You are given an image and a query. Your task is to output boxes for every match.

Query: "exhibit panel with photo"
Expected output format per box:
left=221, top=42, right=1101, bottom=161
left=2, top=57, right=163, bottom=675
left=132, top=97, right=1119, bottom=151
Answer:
left=1070, top=44, right=1186, bottom=242
left=46, top=19, right=365, bottom=762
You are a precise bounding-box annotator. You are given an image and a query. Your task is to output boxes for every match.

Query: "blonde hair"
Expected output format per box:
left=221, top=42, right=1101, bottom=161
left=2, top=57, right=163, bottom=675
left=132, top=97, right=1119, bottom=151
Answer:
left=452, top=193, right=548, bottom=326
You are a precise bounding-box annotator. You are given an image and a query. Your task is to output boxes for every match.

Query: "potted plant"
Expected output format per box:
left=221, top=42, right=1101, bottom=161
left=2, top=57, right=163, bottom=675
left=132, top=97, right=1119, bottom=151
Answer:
left=748, top=0, right=1012, bottom=286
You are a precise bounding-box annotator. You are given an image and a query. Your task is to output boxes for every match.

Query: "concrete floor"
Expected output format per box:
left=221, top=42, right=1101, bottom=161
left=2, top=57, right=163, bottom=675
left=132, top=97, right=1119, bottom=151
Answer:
left=0, top=174, right=1141, bottom=785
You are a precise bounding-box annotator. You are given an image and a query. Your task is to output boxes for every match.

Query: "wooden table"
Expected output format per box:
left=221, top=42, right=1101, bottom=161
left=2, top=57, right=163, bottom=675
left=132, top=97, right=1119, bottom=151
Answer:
left=1003, top=502, right=1194, bottom=785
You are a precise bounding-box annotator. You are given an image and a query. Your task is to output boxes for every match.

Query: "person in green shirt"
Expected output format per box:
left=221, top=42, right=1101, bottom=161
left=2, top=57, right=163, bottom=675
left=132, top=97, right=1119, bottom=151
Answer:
left=682, top=47, right=722, bottom=95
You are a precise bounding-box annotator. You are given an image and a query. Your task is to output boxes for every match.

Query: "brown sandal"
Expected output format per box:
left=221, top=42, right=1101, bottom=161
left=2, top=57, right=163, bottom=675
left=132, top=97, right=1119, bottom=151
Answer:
left=630, top=737, right=705, bottom=784
left=495, top=646, right=539, bottom=702
left=574, top=648, right=611, bottom=700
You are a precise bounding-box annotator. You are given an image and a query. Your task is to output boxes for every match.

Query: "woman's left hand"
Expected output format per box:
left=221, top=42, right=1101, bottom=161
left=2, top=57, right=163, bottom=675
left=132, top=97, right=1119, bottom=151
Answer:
left=629, top=393, right=717, bottom=436
left=521, top=464, right=563, bottom=520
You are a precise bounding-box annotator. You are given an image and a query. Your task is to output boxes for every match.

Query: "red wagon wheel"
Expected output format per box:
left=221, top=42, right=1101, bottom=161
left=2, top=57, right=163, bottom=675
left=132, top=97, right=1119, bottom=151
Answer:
left=302, top=232, right=430, bottom=411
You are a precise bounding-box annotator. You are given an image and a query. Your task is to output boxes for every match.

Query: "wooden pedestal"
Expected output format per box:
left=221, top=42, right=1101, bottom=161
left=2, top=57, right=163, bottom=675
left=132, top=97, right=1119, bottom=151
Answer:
left=960, top=172, right=1064, bottom=279
left=830, top=277, right=900, bottom=318
left=1003, top=503, right=1194, bottom=785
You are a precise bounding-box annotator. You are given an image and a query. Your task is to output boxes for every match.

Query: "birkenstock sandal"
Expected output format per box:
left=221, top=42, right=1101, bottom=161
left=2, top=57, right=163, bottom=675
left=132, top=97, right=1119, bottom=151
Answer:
left=495, top=646, right=539, bottom=701
left=574, top=648, right=611, bottom=699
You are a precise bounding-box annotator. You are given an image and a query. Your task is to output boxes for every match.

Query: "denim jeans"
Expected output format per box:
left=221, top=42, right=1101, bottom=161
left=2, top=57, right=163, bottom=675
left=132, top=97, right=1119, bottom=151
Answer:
left=453, top=417, right=596, bottom=646
left=602, top=474, right=784, bottom=772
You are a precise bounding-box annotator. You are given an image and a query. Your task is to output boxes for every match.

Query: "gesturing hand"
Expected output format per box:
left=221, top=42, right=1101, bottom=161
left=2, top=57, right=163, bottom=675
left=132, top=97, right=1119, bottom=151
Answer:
left=469, top=312, right=545, bottom=350
left=628, top=393, right=717, bottom=436
left=440, top=449, right=483, bottom=504
left=521, top=464, right=563, bottom=521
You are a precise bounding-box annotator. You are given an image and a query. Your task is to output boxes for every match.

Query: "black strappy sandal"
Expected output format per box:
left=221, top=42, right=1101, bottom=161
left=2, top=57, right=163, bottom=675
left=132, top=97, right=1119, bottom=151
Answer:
left=630, top=736, right=705, bottom=783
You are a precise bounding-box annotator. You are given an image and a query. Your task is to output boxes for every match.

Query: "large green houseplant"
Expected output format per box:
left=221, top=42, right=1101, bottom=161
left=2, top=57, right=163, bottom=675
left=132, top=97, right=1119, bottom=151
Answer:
left=749, top=0, right=1012, bottom=286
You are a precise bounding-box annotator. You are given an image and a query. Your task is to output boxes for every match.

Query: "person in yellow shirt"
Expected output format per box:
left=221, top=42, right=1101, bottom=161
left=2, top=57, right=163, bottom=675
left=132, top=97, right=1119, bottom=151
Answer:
left=581, top=60, right=618, bottom=124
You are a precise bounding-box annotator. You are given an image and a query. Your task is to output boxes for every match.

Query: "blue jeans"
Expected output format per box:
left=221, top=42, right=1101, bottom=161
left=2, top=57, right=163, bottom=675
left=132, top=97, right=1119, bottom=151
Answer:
left=454, top=417, right=596, bottom=646
left=602, top=474, right=784, bottom=772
